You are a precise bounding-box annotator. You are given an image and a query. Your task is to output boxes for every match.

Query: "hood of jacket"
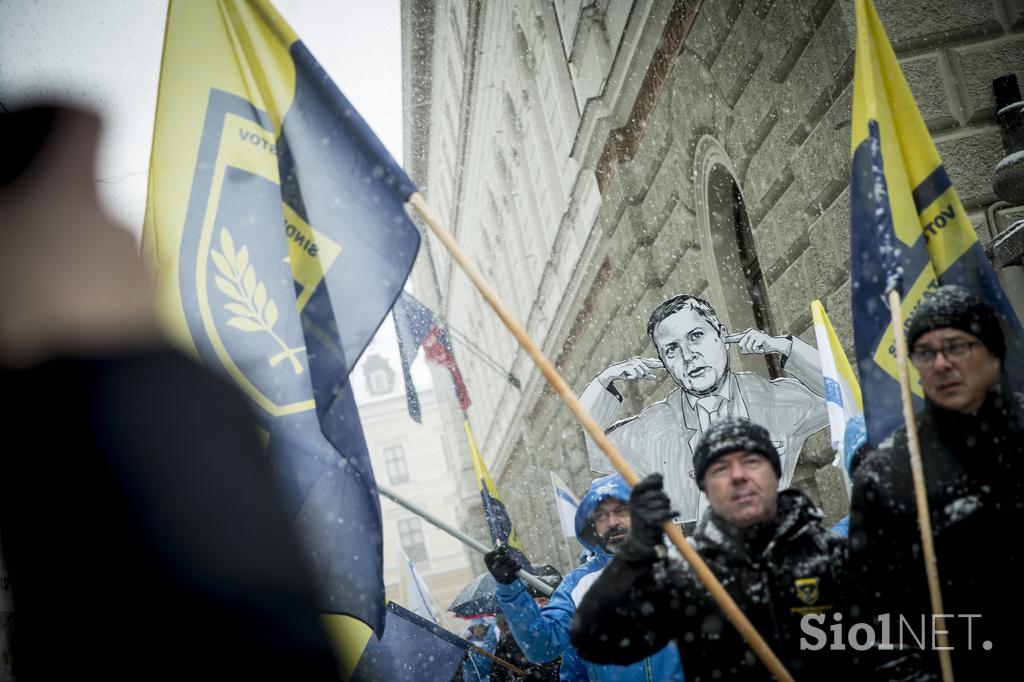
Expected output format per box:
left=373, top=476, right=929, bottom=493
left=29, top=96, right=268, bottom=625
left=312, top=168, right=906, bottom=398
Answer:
left=574, top=474, right=630, bottom=552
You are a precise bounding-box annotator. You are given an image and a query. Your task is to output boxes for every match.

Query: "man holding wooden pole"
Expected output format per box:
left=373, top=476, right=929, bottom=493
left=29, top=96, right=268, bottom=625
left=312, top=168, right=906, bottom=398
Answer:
left=849, top=286, right=1024, bottom=681
left=484, top=474, right=684, bottom=682
left=570, top=418, right=853, bottom=681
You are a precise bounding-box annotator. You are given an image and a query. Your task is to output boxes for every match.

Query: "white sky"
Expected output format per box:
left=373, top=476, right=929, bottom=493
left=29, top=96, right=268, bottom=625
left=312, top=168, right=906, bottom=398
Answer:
left=0, top=0, right=403, bottom=240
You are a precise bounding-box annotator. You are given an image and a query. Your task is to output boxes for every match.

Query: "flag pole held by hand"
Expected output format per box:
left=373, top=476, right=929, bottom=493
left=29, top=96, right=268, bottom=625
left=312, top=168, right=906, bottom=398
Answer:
left=377, top=484, right=552, bottom=596
left=467, top=643, right=526, bottom=677
left=409, top=192, right=796, bottom=682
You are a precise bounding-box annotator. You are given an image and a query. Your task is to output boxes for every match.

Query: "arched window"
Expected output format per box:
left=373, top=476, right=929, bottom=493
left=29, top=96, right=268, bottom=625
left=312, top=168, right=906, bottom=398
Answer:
left=695, top=136, right=780, bottom=378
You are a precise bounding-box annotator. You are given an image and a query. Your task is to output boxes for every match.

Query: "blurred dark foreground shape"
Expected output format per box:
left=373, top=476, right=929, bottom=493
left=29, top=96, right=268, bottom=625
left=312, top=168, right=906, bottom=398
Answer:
left=0, top=105, right=340, bottom=680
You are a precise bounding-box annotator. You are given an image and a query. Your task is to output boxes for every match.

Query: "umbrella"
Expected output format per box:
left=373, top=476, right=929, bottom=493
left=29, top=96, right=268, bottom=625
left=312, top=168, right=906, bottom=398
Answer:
left=448, top=572, right=499, bottom=617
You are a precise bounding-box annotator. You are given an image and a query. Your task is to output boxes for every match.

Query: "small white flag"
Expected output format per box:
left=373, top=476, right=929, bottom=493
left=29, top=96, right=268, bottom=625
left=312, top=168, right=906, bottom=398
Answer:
left=811, top=301, right=864, bottom=454
left=397, top=544, right=444, bottom=624
left=549, top=471, right=580, bottom=539
left=811, top=300, right=865, bottom=494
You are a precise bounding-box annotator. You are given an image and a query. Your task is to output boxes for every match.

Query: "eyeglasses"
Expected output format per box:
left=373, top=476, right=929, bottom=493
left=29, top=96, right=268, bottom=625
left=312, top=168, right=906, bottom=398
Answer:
left=592, top=504, right=629, bottom=524
left=909, top=340, right=981, bottom=368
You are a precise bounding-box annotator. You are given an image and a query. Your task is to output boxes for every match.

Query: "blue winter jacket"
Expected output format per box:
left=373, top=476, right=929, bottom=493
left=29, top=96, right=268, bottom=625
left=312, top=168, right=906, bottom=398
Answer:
left=495, top=474, right=684, bottom=681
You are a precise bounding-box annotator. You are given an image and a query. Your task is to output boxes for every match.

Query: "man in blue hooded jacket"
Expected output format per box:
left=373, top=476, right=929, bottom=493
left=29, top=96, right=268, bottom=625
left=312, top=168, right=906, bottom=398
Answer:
left=484, top=474, right=683, bottom=681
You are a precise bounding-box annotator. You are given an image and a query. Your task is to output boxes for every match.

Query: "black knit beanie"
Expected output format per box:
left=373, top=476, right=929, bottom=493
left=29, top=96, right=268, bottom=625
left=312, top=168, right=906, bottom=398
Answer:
left=906, top=285, right=1005, bottom=360
left=694, top=417, right=781, bottom=490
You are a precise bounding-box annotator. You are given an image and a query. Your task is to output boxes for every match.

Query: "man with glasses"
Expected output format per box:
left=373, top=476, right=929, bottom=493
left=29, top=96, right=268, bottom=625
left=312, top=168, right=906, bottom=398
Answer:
left=483, top=474, right=683, bottom=681
left=850, top=285, right=1024, bottom=680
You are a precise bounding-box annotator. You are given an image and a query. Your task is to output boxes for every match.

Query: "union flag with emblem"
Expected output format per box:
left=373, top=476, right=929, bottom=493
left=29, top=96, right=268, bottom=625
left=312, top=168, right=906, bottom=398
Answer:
left=142, top=0, right=421, bottom=638
left=849, top=0, right=1024, bottom=447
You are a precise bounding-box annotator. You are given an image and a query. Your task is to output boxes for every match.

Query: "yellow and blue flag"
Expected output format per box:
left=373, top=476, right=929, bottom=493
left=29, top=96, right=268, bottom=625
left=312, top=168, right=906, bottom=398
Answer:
left=143, top=0, right=421, bottom=636
left=811, top=301, right=863, bottom=453
left=467, top=421, right=532, bottom=570
left=325, top=602, right=468, bottom=682
left=849, top=0, right=1024, bottom=446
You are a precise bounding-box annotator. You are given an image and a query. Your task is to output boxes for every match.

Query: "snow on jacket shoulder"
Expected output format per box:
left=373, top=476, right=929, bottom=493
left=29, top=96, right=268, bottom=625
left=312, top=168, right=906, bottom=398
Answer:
left=850, top=391, right=1024, bottom=681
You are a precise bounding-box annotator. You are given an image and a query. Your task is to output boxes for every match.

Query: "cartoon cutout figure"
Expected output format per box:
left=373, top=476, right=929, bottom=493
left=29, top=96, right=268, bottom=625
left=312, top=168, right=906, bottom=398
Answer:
left=579, top=294, right=828, bottom=526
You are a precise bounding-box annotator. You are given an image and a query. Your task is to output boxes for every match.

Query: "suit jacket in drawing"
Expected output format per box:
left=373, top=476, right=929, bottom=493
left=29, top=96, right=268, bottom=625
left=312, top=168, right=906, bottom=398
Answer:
left=579, top=337, right=828, bottom=524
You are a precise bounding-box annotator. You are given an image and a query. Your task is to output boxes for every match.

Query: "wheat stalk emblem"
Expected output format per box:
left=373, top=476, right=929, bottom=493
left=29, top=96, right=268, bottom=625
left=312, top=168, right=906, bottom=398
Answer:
left=211, top=227, right=304, bottom=374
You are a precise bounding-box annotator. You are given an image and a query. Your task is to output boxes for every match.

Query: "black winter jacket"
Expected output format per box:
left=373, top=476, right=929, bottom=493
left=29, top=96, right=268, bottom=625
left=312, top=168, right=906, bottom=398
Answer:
left=849, top=390, right=1024, bottom=681
left=571, top=490, right=852, bottom=681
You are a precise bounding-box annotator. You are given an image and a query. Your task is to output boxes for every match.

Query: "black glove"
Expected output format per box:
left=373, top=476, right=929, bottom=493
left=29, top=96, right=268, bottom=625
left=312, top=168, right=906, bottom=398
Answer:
left=623, top=474, right=676, bottom=557
left=484, top=545, right=520, bottom=584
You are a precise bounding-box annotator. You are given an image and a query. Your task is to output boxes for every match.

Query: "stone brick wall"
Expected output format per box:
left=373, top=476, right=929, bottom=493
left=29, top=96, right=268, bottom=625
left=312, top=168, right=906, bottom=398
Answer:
left=493, top=0, right=1024, bottom=569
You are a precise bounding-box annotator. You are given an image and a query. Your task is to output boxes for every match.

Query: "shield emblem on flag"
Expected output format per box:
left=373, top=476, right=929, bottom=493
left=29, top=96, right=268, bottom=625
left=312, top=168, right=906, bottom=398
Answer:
left=177, top=89, right=341, bottom=421
left=145, top=0, right=423, bottom=637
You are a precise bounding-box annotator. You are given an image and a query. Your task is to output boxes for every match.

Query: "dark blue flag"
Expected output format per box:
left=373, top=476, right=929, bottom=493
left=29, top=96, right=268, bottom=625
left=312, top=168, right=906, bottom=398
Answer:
left=145, top=0, right=420, bottom=636
left=350, top=601, right=470, bottom=681
left=468, top=420, right=532, bottom=571
left=849, top=0, right=1024, bottom=446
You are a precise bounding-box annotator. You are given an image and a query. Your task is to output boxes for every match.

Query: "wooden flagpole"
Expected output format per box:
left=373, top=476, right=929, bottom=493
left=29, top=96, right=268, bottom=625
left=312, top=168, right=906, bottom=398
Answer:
left=409, top=192, right=796, bottom=682
left=467, top=642, right=527, bottom=677
left=887, top=289, right=955, bottom=681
